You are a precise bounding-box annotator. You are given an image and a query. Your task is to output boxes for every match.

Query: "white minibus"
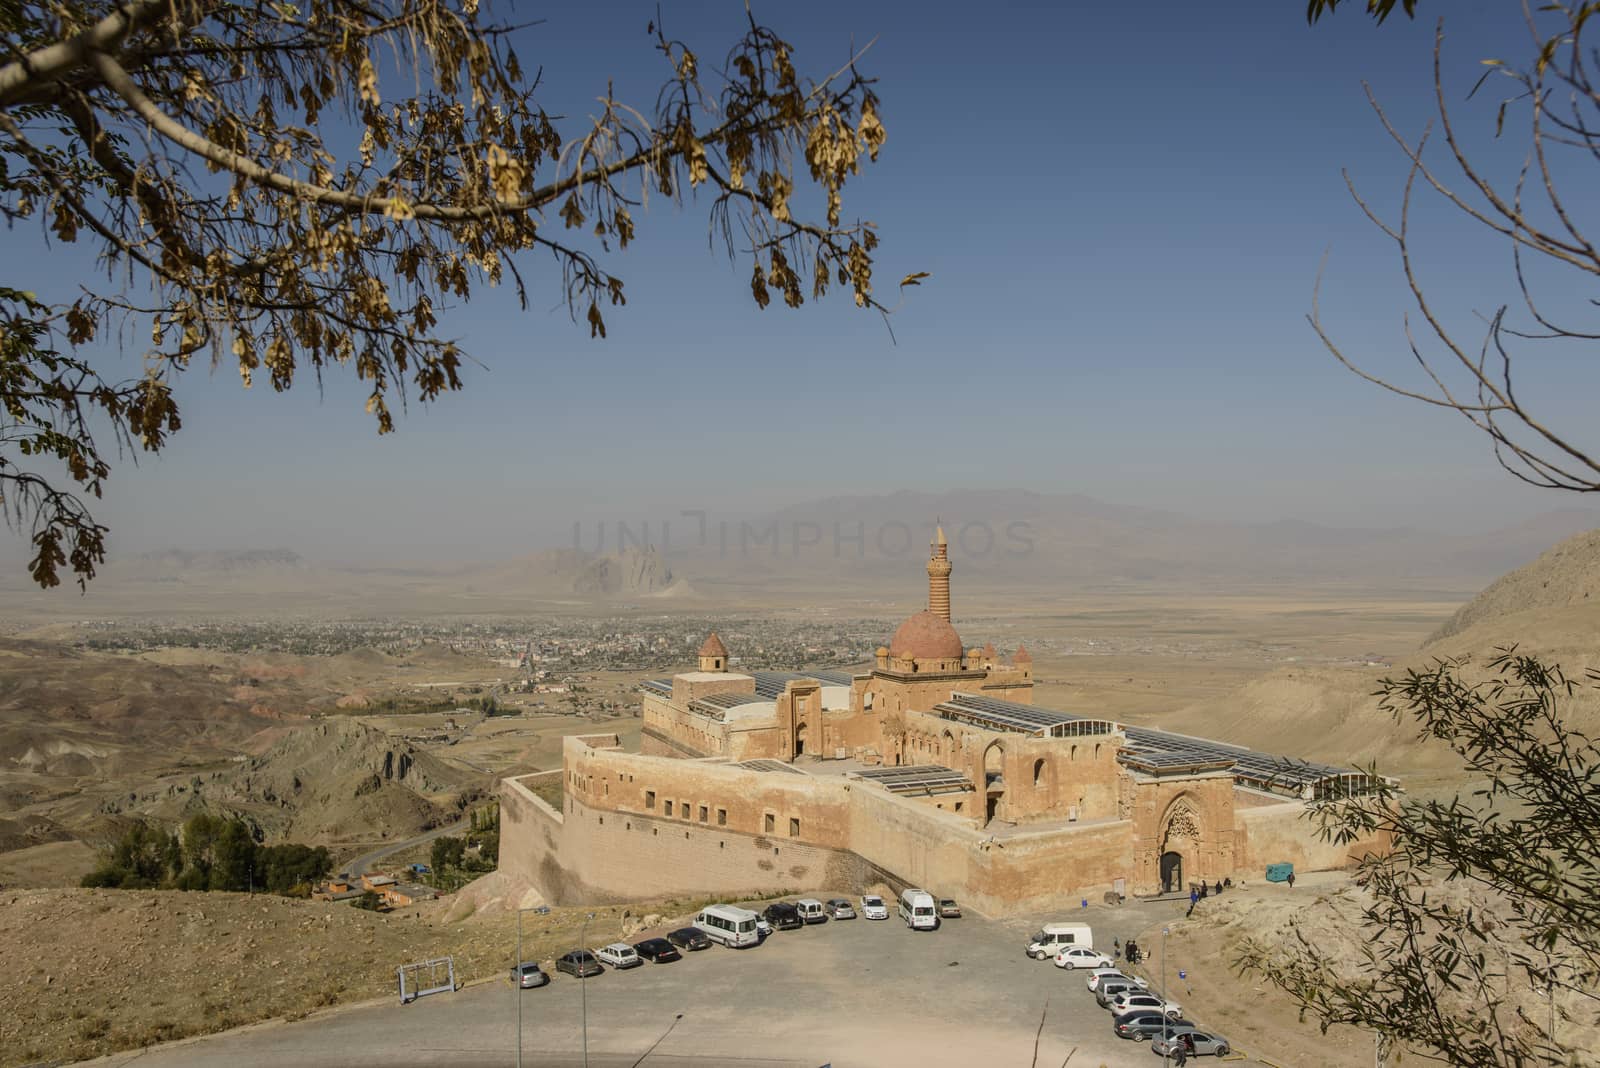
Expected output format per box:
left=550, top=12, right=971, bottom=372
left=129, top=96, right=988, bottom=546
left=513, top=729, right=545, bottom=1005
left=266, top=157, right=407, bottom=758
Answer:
left=898, top=888, right=938, bottom=930
left=695, top=904, right=762, bottom=948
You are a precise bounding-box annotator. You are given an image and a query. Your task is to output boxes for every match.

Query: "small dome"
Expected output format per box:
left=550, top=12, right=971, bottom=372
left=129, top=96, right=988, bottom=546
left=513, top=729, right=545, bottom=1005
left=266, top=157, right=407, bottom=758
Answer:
left=698, top=631, right=728, bottom=658
left=888, top=611, right=965, bottom=660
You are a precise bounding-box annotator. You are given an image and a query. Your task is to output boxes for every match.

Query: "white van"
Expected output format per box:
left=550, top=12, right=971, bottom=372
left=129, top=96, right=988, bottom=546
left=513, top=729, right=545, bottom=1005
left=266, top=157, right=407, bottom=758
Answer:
left=1026, top=922, right=1093, bottom=959
left=795, top=898, right=827, bottom=925
left=898, top=888, right=938, bottom=930
left=695, top=904, right=761, bottom=948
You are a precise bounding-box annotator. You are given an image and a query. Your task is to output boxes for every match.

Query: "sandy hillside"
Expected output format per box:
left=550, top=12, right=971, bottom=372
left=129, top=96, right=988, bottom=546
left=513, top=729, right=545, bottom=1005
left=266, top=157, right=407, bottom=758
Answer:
left=0, top=887, right=658, bottom=1068
left=1174, top=878, right=1597, bottom=1067
left=1164, top=528, right=1600, bottom=779
left=1430, top=527, right=1600, bottom=642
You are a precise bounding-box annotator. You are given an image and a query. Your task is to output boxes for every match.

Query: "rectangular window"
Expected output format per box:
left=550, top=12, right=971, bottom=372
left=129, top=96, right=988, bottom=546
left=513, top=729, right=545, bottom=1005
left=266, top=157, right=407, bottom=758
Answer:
left=717, top=808, right=727, bottom=826
left=663, top=800, right=673, bottom=817
left=764, top=813, right=775, bottom=833
left=681, top=800, right=689, bottom=820
left=645, top=790, right=656, bottom=810
left=698, top=805, right=708, bottom=823
left=789, top=817, right=801, bottom=837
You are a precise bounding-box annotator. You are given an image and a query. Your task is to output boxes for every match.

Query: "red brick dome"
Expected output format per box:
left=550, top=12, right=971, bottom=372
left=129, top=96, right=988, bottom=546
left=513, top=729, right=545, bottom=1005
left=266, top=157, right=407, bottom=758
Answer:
left=888, top=611, right=964, bottom=660
left=698, top=631, right=728, bottom=658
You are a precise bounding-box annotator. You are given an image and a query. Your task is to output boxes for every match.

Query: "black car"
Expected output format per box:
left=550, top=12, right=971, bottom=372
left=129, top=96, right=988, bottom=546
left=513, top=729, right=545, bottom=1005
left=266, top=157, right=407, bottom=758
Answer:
left=633, top=938, right=682, bottom=963
left=763, top=902, right=803, bottom=931
left=666, top=926, right=711, bottom=951
left=555, top=950, right=604, bottom=978
left=1112, top=1011, right=1194, bottom=1041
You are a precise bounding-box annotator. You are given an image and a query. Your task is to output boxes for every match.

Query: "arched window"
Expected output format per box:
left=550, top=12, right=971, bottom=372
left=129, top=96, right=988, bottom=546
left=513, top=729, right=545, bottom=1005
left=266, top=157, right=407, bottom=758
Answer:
left=1033, top=758, right=1046, bottom=787
left=1070, top=744, right=1077, bottom=762
left=1095, top=743, right=1102, bottom=760
left=983, top=742, right=1005, bottom=785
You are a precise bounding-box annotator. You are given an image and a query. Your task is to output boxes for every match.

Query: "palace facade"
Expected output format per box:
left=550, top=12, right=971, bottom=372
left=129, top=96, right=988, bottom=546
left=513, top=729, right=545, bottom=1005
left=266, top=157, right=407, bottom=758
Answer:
left=500, top=530, right=1384, bottom=915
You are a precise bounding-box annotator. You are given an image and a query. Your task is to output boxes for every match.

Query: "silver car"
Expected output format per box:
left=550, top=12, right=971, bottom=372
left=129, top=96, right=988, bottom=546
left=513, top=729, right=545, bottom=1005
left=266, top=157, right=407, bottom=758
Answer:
left=826, top=897, right=857, bottom=919
left=1151, top=1028, right=1232, bottom=1058
left=510, top=962, right=549, bottom=989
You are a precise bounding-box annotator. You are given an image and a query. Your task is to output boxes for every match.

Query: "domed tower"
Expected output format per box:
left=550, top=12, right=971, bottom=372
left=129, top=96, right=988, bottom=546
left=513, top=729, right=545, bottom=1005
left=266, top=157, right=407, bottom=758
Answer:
left=927, top=523, right=952, bottom=622
left=698, top=631, right=729, bottom=672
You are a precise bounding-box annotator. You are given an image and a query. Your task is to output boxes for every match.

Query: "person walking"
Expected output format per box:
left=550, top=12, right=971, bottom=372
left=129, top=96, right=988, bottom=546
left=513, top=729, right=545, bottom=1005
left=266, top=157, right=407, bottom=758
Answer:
left=1113, top=937, right=1121, bottom=960
left=1189, top=886, right=1198, bottom=908
left=1288, top=872, right=1296, bottom=889
left=1172, top=1035, right=1190, bottom=1066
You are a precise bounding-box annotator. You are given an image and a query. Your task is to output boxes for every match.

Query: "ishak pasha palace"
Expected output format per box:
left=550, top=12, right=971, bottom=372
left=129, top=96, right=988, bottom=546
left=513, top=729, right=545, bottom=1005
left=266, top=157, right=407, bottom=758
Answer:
left=501, top=529, right=1386, bottom=915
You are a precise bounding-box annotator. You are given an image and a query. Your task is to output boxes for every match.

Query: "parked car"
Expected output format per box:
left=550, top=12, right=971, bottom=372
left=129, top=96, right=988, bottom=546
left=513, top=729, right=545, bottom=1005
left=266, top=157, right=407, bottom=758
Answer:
left=1053, top=946, right=1114, bottom=970
left=755, top=916, right=773, bottom=939
left=666, top=927, right=711, bottom=952
left=763, top=902, right=804, bottom=931
left=509, top=962, right=549, bottom=989
left=1151, top=1029, right=1232, bottom=1057
left=795, top=899, right=828, bottom=925
left=860, top=895, right=889, bottom=920
left=1107, top=991, right=1182, bottom=1018
left=595, top=943, right=642, bottom=970
left=1113, top=1012, right=1195, bottom=1041
left=826, top=898, right=857, bottom=920
left=633, top=938, right=681, bottom=963
left=1087, top=969, right=1149, bottom=992
left=938, top=899, right=962, bottom=918
left=1095, top=979, right=1145, bottom=1007
left=555, top=950, right=603, bottom=978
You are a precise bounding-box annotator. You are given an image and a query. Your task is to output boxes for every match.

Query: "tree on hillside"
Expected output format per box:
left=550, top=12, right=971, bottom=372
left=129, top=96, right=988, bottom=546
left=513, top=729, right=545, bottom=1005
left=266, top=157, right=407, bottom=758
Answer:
left=1235, top=7, right=1600, bottom=1066
left=1, top=2, right=902, bottom=589
left=1238, top=650, right=1599, bottom=1067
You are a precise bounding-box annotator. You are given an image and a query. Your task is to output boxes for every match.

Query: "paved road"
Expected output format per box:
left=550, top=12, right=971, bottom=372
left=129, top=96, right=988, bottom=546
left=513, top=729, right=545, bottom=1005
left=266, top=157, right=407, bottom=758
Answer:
left=341, top=818, right=469, bottom=878
left=80, top=902, right=1232, bottom=1068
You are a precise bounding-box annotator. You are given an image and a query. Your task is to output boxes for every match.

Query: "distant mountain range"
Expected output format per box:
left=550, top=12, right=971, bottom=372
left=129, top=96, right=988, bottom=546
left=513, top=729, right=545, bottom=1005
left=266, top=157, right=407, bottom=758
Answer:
left=3, top=489, right=1596, bottom=615
left=666, top=489, right=1600, bottom=588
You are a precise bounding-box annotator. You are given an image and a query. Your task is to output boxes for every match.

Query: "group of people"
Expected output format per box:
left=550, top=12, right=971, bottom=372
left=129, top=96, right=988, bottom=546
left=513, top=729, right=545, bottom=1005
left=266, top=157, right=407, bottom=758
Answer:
left=1185, top=877, right=1230, bottom=917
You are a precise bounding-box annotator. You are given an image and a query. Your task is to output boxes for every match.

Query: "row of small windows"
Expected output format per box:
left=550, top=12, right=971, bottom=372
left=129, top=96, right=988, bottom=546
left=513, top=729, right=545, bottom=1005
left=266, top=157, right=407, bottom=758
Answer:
left=641, top=790, right=801, bottom=837
left=644, top=790, right=730, bottom=827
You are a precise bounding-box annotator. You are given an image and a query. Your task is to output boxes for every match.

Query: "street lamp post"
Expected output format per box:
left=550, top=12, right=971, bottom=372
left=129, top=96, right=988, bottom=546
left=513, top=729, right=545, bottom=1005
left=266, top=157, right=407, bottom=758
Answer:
left=1162, top=925, right=1171, bottom=1066
left=580, top=911, right=596, bottom=1068
left=513, top=905, right=539, bottom=1068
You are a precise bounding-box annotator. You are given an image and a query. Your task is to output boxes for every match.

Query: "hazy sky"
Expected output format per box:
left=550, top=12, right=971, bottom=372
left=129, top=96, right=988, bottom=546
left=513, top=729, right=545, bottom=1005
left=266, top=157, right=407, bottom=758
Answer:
left=9, top=1, right=1600, bottom=567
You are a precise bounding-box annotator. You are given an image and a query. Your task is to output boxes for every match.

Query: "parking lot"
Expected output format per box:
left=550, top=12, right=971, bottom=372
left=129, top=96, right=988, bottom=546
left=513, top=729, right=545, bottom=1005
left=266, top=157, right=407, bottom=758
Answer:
left=86, top=902, right=1230, bottom=1068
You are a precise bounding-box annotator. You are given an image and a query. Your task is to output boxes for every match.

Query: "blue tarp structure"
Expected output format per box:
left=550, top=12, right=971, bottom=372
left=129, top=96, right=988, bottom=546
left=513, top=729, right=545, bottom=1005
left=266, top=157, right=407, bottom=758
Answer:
left=1264, top=862, right=1295, bottom=883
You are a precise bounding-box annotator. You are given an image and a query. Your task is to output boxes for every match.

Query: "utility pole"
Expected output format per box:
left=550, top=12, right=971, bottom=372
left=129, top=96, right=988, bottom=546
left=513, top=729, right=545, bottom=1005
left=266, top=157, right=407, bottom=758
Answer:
left=1162, top=925, right=1170, bottom=1067
left=513, top=904, right=542, bottom=1068
left=580, top=911, right=596, bottom=1068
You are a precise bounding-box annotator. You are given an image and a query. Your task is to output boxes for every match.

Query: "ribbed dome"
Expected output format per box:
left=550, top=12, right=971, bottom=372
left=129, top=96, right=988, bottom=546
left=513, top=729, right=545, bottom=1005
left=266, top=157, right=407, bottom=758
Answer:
left=888, top=611, right=965, bottom=660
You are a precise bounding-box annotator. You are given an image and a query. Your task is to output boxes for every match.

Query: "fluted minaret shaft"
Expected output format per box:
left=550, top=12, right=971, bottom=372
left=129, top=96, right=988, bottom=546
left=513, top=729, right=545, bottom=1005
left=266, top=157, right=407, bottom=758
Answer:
left=927, top=524, right=951, bottom=622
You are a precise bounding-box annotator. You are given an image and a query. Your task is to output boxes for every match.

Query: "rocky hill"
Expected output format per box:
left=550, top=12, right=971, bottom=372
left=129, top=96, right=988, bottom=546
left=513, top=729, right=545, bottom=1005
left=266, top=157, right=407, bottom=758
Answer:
left=1169, top=527, right=1600, bottom=779
left=1427, top=527, right=1600, bottom=644
left=135, top=718, right=480, bottom=844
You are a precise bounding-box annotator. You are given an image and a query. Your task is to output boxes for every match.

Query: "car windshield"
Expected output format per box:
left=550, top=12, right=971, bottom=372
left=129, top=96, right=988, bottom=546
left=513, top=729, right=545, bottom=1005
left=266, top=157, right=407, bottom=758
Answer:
left=864, top=897, right=882, bottom=906
left=1030, top=930, right=1049, bottom=944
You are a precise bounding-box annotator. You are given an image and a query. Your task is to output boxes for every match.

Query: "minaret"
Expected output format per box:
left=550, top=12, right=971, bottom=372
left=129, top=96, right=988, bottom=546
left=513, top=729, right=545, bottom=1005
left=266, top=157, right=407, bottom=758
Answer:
left=927, top=522, right=952, bottom=622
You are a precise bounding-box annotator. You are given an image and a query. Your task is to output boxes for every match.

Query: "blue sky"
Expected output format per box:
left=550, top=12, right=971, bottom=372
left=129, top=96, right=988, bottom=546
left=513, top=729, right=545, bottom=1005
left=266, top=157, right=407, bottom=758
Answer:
left=9, top=0, right=1600, bottom=566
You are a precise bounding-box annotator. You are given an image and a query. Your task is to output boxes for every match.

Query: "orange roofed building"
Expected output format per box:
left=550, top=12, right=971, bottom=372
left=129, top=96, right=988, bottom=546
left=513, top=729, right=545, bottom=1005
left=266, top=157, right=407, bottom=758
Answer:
left=499, top=529, right=1387, bottom=915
